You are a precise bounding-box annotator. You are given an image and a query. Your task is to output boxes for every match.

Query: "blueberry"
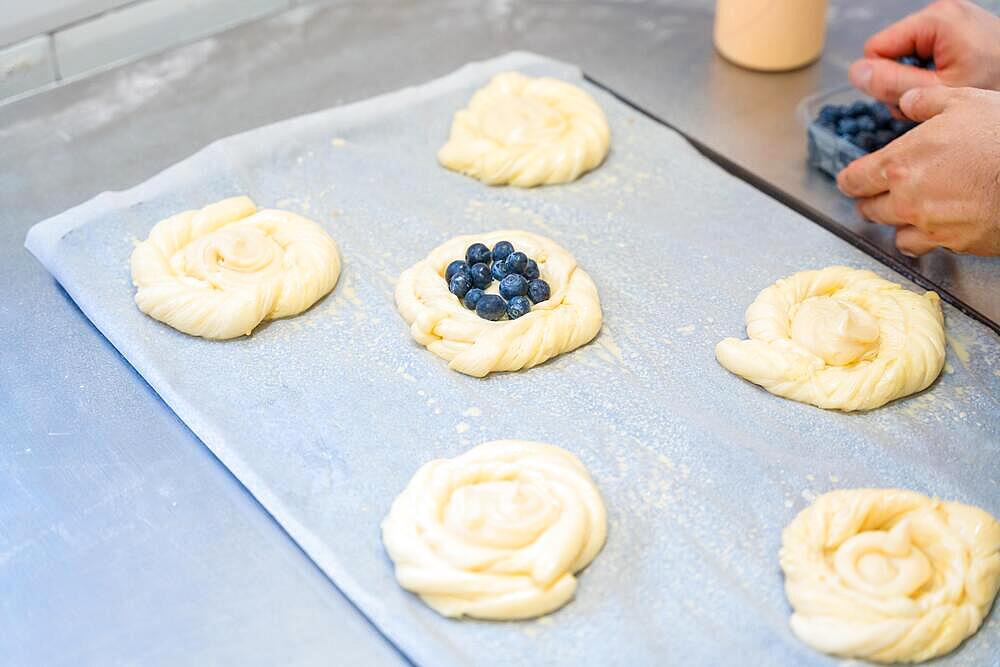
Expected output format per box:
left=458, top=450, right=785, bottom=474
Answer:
left=899, top=54, right=935, bottom=70
left=523, top=259, right=540, bottom=281
left=462, top=287, right=484, bottom=310
left=838, top=147, right=859, bottom=167
left=836, top=117, right=859, bottom=137
left=871, top=103, right=893, bottom=127
left=855, top=115, right=876, bottom=133
left=449, top=273, right=472, bottom=299
left=818, top=104, right=842, bottom=124
left=505, top=251, right=528, bottom=275
left=465, top=243, right=491, bottom=266
left=847, top=101, right=870, bottom=117
left=853, top=131, right=877, bottom=152
left=491, top=241, right=514, bottom=263
left=527, top=279, right=551, bottom=304
left=499, top=274, right=529, bottom=300
left=445, top=260, right=469, bottom=283
left=507, top=295, right=532, bottom=319
left=874, top=129, right=895, bottom=148
left=475, top=294, right=507, bottom=321
left=890, top=118, right=916, bottom=135
left=468, top=262, right=492, bottom=289
left=491, top=259, right=510, bottom=281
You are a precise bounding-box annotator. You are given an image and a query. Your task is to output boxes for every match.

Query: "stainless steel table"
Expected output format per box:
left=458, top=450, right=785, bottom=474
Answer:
left=3, top=1, right=997, bottom=664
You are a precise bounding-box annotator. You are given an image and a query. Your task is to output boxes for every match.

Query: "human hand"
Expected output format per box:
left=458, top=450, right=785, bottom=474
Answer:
left=849, top=0, right=1000, bottom=108
left=836, top=86, right=1000, bottom=257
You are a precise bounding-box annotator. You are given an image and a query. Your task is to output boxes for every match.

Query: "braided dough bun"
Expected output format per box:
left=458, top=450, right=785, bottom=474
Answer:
left=438, top=72, right=610, bottom=187
left=395, top=230, right=602, bottom=377
left=130, top=197, right=340, bottom=339
left=715, top=266, right=945, bottom=411
left=381, top=440, right=607, bottom=620
left=780, top=488, right=1000, bottom=663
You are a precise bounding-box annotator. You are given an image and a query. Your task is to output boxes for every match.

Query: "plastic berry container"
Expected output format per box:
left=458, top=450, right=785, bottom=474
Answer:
left=797, top=84, right=869, bottom=178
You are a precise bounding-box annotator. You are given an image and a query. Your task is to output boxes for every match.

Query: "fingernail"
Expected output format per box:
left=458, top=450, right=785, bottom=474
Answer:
left=899, top=247, right=918, bottom=258
left=835, top=170, right=849, bottom=192
left=899, top=88, right=919, bottom=110
left=850, top=61, right=873, bottom=90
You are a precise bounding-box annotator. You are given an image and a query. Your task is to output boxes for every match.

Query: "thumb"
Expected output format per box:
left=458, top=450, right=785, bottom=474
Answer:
left=899, top=85, right=958, bottom=121
left=849, top=58, right=939, bottom=106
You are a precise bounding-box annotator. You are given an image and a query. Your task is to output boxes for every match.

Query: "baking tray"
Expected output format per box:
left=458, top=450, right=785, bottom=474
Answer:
left=25, top=52, right=1000, bottom=666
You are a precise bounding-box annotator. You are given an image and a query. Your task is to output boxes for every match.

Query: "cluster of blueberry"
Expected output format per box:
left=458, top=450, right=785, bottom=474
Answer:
left=446, top=241, right=551, bottom=321
left=817, top=100, right=917, bottom=153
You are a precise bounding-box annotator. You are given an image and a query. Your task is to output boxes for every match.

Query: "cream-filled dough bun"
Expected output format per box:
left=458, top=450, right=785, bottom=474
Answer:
left=395, top=231, right=602, bottom=377
left=780, top=489, right=1000, bottom=663
left=715, top=266, right=945, bottom=411
left=130, top=196, right=340, bottom=339
left=381, top=440, right=607, bottom=620
left=438, top=72, right=610, bottom=187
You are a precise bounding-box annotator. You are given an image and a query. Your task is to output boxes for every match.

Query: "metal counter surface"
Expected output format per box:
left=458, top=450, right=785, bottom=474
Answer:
left=2, top=1, right=997, bottom=665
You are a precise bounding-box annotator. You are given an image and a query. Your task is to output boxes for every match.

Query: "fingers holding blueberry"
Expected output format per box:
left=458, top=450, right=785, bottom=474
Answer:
left=839, top=86, right=1000, bottom=256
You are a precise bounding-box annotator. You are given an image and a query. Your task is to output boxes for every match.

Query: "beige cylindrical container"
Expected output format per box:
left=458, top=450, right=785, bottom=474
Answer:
left=714, top=0, right=828, bottom=72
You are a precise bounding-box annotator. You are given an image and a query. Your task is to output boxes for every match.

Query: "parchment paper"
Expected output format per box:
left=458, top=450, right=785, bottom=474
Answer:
left=25, top=53, right=1000, bottom=666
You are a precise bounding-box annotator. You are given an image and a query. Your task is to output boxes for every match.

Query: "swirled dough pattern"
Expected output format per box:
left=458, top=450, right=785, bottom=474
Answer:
left=130, top=197, right=340, bottom=339
left=395, top=230, right=602, bottom=377
left=438, top=72, right=611, bottom=187
left=715, top=266, right=945, bottom=411
left=381, top=440, right=607, bottom=620
left=780, top=489, right=1000, bottom=663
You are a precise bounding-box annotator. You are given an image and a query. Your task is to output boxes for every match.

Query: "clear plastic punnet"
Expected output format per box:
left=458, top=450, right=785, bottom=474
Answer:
left=798, top=84, right=870, bottom=178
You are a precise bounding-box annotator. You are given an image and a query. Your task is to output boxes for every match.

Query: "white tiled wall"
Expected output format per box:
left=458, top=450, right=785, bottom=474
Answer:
left=0, top=0, right=296, bottom=102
